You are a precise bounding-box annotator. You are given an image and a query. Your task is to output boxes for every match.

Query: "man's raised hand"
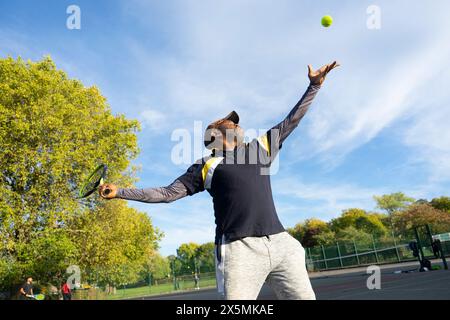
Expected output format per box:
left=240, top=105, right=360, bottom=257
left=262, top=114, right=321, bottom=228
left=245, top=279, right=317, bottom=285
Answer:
left=308, top=61, right=340, bottom=86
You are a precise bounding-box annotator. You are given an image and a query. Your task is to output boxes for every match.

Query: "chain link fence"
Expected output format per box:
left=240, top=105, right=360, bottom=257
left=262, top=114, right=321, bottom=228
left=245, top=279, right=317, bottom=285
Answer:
left=5, top=231, right=449, bottom=300
left=305, top=233, right=450, bottom=272
left=71, top=271, right=217, bottom=300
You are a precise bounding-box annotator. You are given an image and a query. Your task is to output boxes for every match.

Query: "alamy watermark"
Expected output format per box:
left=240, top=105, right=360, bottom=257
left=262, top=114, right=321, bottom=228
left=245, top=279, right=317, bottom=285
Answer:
left=367, top=5, right=382, bottom=30
left=66, top=5, right=81, bottom=30
left=366, top=265, right=381, bottom=290
left=66, top=265, right=81, bottom=289
left=170, top=121, right=280, bottom=175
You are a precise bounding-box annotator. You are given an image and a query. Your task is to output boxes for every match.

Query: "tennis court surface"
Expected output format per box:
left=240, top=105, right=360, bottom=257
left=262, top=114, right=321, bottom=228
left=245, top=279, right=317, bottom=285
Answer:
left=136, top=262, right=450, bottom=300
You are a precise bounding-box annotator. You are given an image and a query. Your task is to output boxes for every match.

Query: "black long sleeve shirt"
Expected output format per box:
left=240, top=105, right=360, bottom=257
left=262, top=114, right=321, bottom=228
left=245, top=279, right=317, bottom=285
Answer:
left=117, top=84, right=321, bottom=243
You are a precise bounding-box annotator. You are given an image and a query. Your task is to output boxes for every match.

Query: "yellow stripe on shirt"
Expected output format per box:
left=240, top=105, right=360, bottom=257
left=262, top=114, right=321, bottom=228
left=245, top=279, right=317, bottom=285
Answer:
left=257, top=133, right=271, bottom=157
left=202, top=157, right=224, bottom=189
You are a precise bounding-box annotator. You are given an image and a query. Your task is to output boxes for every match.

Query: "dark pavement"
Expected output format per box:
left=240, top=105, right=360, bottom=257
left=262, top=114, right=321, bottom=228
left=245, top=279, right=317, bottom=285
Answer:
left=137, top=262, right=450, bottom=300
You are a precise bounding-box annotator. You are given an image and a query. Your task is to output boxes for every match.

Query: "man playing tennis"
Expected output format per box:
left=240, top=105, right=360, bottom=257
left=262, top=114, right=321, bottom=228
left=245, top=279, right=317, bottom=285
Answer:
left=19, top=277, right=34, bottom=300
left=100, top=62, right=339, bottom=300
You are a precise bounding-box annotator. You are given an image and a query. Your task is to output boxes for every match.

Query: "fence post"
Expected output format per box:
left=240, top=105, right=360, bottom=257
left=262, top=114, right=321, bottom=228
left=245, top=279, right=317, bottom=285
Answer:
left=308, top=247, right=314, bottom=271
left=305, top=248, right=309, bottom=271
left=321, top=245, right=328, bottom=270
left=353, top=240, right=360, bottom=265
left=171, top=260, right=177, bottom=290
left=372, top=235, right=380, bottom=263
left=337, top=242, right=344, bottom=268
left=392, top=230, right=401, bottom=262
left=149, top=272, right=152, bottom=295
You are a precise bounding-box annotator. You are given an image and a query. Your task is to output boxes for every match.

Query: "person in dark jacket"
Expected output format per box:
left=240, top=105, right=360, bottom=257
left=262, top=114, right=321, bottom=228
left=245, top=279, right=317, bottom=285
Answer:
left=99, top=62, right=339, bottom=299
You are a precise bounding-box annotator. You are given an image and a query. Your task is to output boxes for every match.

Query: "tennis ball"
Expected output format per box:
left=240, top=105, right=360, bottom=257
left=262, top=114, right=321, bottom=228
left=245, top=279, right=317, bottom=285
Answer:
left=321, top=15, right=333, bottom=28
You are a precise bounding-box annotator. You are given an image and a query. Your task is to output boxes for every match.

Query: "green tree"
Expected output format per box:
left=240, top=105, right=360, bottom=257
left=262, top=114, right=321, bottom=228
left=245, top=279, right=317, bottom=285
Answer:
left=0, top=56, right=163, bottom=291
left=373, top=192, right=415, bottom=232
left=0, top=255, right=19, bottom=292
left=335, top=227, right=373, bottom=245
left=176, top=242, right=200, bottom=274
left=300, top=219, right=331, bottom=247
left=330, top=208, right=387, bottom=237
left=287, top=223, right=305, bottom=243
left=393, top=203, right=450, bottom=238
left=196, top=242, right=215, bottom=273
left=373, top=192, right=415, bottom=215
left=69, top=200, right=162, bottom=288
left=430, top=196, right=450, bottom=213
left=168, top=255, right=183, bottom=279
left=313, top=229, right=336, bottom=246
left=146, top=252, right=171, bottom=282
left=15, top=231, right=77, bottom=284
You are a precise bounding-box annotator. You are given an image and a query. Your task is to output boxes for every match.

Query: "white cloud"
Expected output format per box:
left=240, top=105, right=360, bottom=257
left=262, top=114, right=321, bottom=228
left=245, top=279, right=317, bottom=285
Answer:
left=140, top=109, right=167, bottom=131
left=121, top=0, right=323, bottom=127
left=300, top=35, right=450, bottom=167
left=273, top=178, right=386, bottom=216
left=123, top=1, right=450, bottom=175
left=272, top=176, right=444, bottom=225
left=402, top=67, right=450, bottom=182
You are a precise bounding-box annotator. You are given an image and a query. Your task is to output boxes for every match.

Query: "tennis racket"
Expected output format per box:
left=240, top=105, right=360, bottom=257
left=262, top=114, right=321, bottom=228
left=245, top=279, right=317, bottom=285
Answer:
left=78, top=164, right=111, bottom=198
left=29, top=294, right=45, bottom=300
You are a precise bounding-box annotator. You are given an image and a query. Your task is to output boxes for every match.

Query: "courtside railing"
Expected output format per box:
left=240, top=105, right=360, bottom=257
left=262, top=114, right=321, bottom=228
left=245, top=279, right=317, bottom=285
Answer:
left=72, top=272, right=217, bottom=300
left=305, top=235, right=450, bottom=272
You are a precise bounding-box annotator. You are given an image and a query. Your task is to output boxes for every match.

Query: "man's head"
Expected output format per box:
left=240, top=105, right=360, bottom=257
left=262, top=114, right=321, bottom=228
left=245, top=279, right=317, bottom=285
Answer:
left=26, top=277, right=33, bottom=284
left=204, top=111, right=244, bottom=151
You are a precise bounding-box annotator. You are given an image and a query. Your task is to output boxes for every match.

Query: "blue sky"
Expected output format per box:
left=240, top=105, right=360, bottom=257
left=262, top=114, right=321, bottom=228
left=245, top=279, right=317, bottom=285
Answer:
left=2, top=0, right=450, bottom=256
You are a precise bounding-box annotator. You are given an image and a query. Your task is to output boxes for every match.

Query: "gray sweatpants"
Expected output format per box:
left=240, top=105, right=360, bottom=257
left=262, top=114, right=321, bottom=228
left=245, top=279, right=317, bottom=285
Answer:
left=215, top=231, right=316, bottom=300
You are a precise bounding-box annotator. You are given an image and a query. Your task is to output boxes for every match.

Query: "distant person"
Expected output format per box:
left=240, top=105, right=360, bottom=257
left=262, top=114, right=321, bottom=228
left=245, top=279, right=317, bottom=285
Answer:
left=61, top=281, right=72, bottom=300
left=194, top=273, right=200, bottom=290
left=19, top=277, right=34, bottom=300
left=100, top=62, right=338, bottom=299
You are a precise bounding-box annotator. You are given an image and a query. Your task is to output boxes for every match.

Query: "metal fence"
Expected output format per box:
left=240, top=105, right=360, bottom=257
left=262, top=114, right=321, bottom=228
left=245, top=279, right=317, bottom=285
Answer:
left=74, top=233, right=450, bottom=299
left=72, top=271, right=217, bottom=300
left=305, top=234, right=450, bottom=272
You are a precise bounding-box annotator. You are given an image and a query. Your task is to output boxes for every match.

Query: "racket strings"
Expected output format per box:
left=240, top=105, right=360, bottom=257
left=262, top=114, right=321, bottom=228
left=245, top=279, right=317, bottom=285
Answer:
left=79, top=164, right=107, bottom=198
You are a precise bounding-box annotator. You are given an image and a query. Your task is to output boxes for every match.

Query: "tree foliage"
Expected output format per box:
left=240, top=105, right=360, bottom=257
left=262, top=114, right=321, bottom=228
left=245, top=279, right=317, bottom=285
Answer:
left=286, top=223, right=305, bottom=243
left=172, top=242, right=216, bottom=275
left=393, top=203, right=450, bottom=238
left=146, top=252, right=171, bottom=281
left=373, top=192, right=415, bottom=215
left=196, top=242, right=215, bottom=273
left=301, top=219, right=331, bottom=247
left=176, top=243, right=200, bottom=274
left=334, top=226, right=373, bottom=244
left=286, top=219, right=333, bottom=247
left=0, top=56, right=162, bottom=291
left=430, top=197, right=450, bottom=213
left=69, top=201, right=162, bottom=286
left=330, top=208, right=387, bottom=237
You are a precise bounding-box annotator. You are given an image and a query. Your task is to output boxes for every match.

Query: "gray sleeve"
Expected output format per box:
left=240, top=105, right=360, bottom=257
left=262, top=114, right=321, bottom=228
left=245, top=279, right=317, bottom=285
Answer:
left=116, top=179, right=188, bottom=203
left=270, top=83, right=321, bottom=148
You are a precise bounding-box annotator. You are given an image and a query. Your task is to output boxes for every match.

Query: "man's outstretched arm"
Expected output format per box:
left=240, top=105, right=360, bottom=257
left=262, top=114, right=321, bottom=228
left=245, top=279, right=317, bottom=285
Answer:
left=99, top=179, right=188, bottom=203
left=264, top=61, right=339, bottom=153
left=99, top=161, right=205, bottom=202
left=271, top=83, right=321, bottom=147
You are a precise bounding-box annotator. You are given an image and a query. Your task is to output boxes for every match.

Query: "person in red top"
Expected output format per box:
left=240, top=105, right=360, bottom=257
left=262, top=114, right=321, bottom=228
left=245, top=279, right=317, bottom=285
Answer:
left=61, top=282, right=72, bottom=300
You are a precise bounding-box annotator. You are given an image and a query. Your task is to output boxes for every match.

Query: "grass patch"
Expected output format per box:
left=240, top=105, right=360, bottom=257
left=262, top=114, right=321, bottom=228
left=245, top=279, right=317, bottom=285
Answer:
left=106, top=277, right=217, bottom=300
